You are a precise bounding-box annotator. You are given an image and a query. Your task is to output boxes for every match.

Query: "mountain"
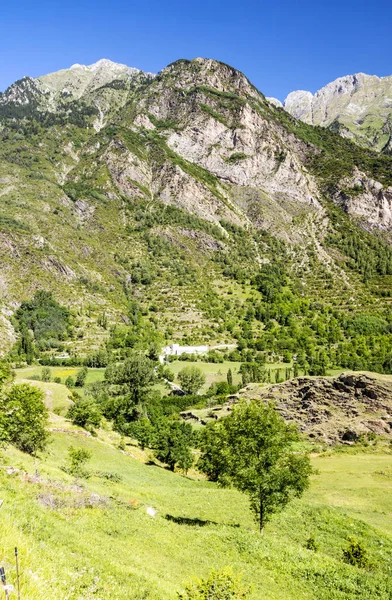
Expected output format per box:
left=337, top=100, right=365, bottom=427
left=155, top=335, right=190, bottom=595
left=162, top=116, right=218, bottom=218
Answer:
left=271, top=73, right=392, bottom=152
left=1, top=57, right=392, bottom=366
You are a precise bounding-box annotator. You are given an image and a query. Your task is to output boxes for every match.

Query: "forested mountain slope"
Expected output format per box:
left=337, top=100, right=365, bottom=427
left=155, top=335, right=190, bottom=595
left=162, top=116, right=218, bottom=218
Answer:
left=1, top=57, right=392, bottom=369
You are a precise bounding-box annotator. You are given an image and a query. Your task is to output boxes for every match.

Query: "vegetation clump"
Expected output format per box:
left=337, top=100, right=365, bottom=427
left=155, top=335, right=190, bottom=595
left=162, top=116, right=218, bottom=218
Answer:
left=199, top=400, right=312, bottom=531
left=178, top=568, right=251, bottom=599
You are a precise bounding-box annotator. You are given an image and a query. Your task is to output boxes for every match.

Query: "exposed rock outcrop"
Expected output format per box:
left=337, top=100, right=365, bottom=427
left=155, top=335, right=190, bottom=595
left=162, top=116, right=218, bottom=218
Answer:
left=239, top=373, right=392, bottom=444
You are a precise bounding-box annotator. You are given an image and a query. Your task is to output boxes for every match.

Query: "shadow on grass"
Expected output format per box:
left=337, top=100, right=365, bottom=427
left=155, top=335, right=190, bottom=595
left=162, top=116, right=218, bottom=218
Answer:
left=165, top=514, right=218, bottom=526
left=165, top=514, right=241, bottom=528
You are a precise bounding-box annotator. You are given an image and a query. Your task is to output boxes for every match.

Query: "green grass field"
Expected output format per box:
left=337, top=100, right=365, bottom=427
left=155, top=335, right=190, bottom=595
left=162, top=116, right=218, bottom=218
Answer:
left=168, top=360, right=292, bottom=391
left=4, top=365, right=392, bottom=598
left=15, top=366, right=106, bottom=385
left=1, top=418, right=392, bottom=599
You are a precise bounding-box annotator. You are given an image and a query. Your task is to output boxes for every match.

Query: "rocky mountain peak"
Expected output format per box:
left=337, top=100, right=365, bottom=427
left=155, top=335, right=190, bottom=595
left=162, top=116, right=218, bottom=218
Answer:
left=281, top=71, right=392, bottom=150
left=158, top=57, right=261, bottom=103
left=0, top=76, right=45, bottom=107
left=284, top=90, right=314, bottom=120
left=38, top=58, right=155, bottom=99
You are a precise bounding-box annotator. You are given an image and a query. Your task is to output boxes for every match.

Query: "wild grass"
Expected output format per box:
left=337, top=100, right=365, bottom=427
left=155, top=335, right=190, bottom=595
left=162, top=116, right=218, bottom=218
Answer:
left=1, top=419, right=392, bottom=599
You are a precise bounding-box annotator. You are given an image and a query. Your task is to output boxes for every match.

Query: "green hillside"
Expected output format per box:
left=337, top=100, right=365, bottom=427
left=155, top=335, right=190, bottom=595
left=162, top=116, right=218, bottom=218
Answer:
left=2, top=413, right=392, bottom=599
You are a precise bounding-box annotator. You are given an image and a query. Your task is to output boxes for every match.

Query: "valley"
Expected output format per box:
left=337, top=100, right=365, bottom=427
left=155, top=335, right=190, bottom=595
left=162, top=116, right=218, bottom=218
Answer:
left=2, top=55, right=392, bottom=599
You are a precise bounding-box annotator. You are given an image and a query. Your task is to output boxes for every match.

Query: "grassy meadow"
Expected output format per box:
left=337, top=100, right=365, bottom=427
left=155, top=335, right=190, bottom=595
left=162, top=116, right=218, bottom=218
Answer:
left=1, top=366, right=392, bottom=598
left=1, top=416, right=392, bottom=597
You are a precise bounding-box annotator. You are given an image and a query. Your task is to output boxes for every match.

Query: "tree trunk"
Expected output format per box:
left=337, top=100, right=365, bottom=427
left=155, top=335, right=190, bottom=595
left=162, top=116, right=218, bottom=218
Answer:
left=259, top=492, right=264, bottom=533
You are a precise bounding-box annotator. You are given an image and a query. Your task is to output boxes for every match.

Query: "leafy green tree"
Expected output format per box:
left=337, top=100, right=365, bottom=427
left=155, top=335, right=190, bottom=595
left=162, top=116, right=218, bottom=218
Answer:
left=75, top=366, right=88, bottom=387
left=0, top=384, right=48, bottom=454
left=41, top=367, right=51, bottom=382
left=293, top=361, right=299, bottom=378
left=227, top=368, right=233, bottom=386
left=13, top=291, right=70, bottom=361
left=239, top=363, right=266, bottom=385
left=178, top=568, right=250, bottom=599
left=104, top=353, right=156, bottom=423
left=198, top=400, right=312, bottom=531
left=178, top=366, right=206, bottom=395
left=0, top=361, right=14, bottom=389
left=128, top=417, right=155, bottom=450
left=66, top=394, right=102, bottom=430
left=65, top=376, right=75, bottom=388
left=155, top=420, right=193, bottom=473
left=214, top=381, right=230, bottom=396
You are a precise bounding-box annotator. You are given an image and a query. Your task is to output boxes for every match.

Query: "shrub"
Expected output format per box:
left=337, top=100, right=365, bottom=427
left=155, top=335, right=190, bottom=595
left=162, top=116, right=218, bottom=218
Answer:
left=305, top=536, right=318, bottom=552
left=41, top=367, right=51, bottom=382
left=63, top=446, right=92, bottom=478
left=178, top=568, right=250, bottom=599
left=343, top=537, right=369, bottom=568
left=65, top=376, right=75, bottom=388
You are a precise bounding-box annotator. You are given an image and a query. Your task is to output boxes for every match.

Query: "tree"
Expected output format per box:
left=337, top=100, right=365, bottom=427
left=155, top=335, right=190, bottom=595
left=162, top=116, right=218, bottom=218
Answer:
left=0, top=384, right=48, bottom=454
left=66, top=394, right=102, bottom=430
left=104, top=353, right=156, bottom=423
left=198, top=400, right=312, bottom=531
left=41, top=367, right=51, bottom=382
left=227, top=368, right=233, bottom=386
left=75, top=366, right=88, bottom=387
left=155, top=420, right=193, bottom=473
left=0, top=362, right=14, bottom=389
left=178, top=366, right=206, bottom=395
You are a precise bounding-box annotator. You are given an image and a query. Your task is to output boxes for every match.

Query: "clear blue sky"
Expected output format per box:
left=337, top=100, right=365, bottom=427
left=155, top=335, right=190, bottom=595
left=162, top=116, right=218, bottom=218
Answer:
left=1, top=0, right=391, bottom=100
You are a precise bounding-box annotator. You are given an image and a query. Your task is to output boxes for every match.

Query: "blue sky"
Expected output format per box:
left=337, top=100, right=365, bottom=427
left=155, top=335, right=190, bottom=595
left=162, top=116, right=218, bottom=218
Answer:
left=1, top=0, right=391, bottom=100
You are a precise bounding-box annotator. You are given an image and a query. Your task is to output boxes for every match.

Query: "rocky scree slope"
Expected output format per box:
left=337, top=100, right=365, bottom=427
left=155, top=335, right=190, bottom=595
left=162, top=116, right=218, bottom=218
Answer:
left=1, top=58, right=392, bottom=350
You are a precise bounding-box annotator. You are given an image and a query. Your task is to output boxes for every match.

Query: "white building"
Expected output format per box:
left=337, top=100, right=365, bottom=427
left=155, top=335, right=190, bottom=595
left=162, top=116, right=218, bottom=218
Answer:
left=160, top=343, right=209, bottom=362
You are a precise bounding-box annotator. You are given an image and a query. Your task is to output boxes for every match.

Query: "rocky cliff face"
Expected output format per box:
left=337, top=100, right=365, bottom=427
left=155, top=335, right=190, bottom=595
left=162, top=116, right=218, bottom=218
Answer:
left=1, top=57, right=392, bottom=349
left=274, top=72, right=392, bottom=152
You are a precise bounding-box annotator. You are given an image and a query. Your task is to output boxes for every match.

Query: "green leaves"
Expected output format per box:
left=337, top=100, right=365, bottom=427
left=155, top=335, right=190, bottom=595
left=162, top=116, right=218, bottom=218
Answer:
left=178, top=366, right=206, bottom=395
left=0, top=383, right=48, bottom=454
left=199, top=400, right=312, bottom=530
left=178, top=567, right=251, bottom=599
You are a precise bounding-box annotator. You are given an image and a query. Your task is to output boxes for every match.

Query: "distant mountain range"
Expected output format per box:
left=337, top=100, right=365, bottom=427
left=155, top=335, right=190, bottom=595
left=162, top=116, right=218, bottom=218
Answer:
left=1, top=57, right=392, bottom=355
left=268, top=72, right=392, bottom=152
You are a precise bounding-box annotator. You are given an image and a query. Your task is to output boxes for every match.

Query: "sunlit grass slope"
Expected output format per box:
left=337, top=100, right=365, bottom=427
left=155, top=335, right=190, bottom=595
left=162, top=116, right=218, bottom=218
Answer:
left=1, top=423, right=392, bottom=599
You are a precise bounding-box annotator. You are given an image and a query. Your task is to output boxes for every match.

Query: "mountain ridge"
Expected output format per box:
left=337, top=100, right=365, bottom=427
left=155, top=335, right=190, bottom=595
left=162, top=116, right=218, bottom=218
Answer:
left=1, top=56, right=392, bottom=364
left=269, top=71, right=392, bottom=152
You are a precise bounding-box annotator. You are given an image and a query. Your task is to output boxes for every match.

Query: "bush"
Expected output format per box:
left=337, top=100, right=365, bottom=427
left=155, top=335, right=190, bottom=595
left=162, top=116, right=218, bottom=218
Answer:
left=178, top=568, right=250, bottom=599
left=305, top=536, right=318, bottom=552
left=54, top=376, right=61, bottom=384
left=67, top=395, right=102, bottom=430
left=343, top=537, right=369, bottom=568
left=41, top=367, right=51, bottom=382
left=63, top=446, right=92, bottom=478
left=65, top=376, right=75, bottom=388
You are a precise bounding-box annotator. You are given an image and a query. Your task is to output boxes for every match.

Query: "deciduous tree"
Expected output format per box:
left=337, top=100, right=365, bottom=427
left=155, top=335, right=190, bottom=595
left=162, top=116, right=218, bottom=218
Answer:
left=199, top=400, right=311, bottom=531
